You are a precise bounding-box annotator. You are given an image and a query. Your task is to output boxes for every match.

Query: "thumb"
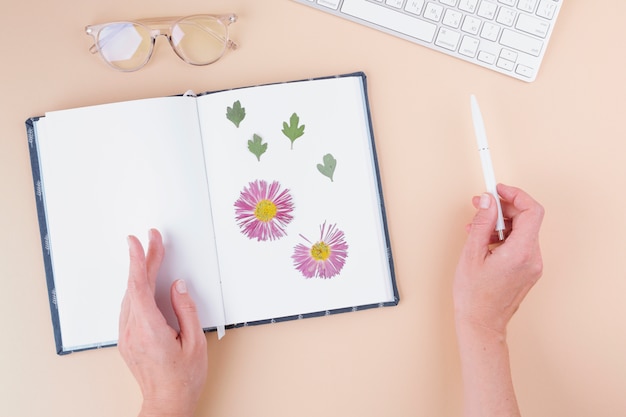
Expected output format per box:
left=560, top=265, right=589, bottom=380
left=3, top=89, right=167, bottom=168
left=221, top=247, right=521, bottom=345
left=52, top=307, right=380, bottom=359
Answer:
left=466, top=193, right=498, bottom=254
left=170, top=279, right=205, bottom=347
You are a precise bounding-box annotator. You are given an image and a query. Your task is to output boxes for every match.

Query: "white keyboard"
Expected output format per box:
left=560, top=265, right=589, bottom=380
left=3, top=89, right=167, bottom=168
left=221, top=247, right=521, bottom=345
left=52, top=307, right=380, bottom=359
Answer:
left=293, top=0, right=562, bottom=82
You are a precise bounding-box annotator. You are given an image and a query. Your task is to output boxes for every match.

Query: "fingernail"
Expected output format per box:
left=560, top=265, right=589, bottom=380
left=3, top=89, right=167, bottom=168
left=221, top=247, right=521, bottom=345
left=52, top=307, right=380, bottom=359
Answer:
left=479, top=193, right=491, bottom=209
left=175, top=279, right=187, bottom=294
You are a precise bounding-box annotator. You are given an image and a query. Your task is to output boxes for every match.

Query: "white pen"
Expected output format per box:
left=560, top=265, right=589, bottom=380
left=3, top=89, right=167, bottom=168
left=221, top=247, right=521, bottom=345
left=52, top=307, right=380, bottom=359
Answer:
left=470, top=94, right=505, bottom=240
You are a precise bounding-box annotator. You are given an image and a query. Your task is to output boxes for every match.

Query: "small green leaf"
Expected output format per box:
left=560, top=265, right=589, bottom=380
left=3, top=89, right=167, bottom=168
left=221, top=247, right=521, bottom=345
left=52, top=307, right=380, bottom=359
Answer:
left=316, top=153, right=337, bottom=182
left=248, top=134, right=267, bottom=161
left=226, top=100, right=246, bottom=128
left=281, top=112, right=305, bottom=149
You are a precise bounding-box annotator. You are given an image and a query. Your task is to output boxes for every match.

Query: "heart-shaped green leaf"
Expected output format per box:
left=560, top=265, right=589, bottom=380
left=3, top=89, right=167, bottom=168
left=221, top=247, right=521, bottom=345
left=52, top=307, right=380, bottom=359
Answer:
left=317, top=153, right=336, bottom=182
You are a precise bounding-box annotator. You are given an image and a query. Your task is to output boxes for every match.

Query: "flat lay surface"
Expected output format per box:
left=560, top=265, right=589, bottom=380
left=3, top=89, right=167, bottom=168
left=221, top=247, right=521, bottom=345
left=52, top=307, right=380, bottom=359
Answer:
left=1, top=1, right=625, bottom=416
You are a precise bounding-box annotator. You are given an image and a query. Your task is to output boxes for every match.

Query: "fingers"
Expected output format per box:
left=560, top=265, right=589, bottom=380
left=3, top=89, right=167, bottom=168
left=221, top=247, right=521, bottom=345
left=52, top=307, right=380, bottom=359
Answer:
left=464, top=193, right=498, bottom=260
left=119, top=235, right=146, bottom=336
left=146, top=229, right=165, bottom=294
left=170, top=280, right=206, bottom=350
left=124, top=233, right=163, bottom=327
left=496, top=184, right=544, bottom=244
left=119, top=236, right=141, bottom=340
left=119, top=292, right=130, bottom=337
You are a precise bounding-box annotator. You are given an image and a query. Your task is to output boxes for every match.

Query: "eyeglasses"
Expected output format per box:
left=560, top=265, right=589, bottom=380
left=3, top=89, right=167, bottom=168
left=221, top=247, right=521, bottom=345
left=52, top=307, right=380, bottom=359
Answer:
left=85, top=14, right=238, bottom=71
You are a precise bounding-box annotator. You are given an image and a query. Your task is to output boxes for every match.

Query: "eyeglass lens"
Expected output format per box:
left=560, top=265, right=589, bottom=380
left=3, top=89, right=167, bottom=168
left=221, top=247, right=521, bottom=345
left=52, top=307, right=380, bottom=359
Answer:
left=97, top=23, right=153, bottom=71
left=95, top=16, right=229, bottom=71
left=171, top=16, right=228, bottom=65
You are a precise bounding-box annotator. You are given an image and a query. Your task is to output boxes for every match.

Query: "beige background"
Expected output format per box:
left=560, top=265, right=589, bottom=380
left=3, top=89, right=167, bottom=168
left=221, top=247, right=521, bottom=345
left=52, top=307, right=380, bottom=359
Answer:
left=1, top=1, right=625, bottom=416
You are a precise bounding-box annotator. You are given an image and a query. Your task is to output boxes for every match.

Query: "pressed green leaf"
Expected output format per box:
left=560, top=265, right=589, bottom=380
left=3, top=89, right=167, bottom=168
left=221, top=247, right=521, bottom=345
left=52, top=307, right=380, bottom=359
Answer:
left=281, top=112, right=305, bottom=149
left=316, top=153, right=337, bottom=182
left=248, top=134, right=268, bottom=161
left=226, top=100, right=246, bottom=128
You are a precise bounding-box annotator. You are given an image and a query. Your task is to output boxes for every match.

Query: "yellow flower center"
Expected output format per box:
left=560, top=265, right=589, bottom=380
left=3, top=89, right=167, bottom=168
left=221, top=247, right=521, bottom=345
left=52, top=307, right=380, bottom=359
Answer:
left=310, top=241, right=331, bottom=261
left=254, top=199, right=277, bottom=222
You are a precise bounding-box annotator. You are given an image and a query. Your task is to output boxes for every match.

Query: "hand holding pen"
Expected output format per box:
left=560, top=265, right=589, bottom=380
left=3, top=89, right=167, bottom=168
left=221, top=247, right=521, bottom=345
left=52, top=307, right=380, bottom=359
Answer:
left=454, top=183, right=544, bottom=416
left=470, top=95, right=506, bottom=240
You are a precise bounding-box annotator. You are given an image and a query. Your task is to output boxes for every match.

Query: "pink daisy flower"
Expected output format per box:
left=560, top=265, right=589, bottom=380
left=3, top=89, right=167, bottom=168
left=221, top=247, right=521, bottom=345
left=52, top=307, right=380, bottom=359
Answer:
left=292, top=222, right=349, bottom=279
left=234, top=180, right=294, bottom=241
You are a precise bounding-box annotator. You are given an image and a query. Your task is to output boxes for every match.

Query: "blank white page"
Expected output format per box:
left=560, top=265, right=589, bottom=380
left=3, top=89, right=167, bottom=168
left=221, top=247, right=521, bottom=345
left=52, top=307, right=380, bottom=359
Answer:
left=36, top=97, right=225, bottom=351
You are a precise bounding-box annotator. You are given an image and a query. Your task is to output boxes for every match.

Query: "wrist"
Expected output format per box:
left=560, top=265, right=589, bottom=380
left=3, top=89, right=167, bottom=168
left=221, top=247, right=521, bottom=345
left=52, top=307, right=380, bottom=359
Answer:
left=454, top=315, right=508, bottom=346
left=138, top=400, right=194, bottom=417
left=455, top=318, right=521, bottom=417
left=453, top=302, right=510, bottom=339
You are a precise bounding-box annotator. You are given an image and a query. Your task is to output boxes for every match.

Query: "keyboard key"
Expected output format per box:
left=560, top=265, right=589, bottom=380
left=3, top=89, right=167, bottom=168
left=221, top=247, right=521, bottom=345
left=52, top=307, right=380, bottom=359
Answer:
left=461, top=15, right=481, bottom=35
left=341, top=0, right=438, bottom=43
left=536, top=0, right=557, bottom=19
left=442, top=9, right=463, bottom=28
left=517, top=0, right=538, bottom=13
left=386, top=0, right=403, bottom=9
left=440, top=0, right=458, bottom=6
left=405, top=0, right=425, bottom=15
left=500, top=28, right=543, bottom=56
left=477, top=50, right=496, bottom=64
left=435, top=27, right=461, bottom=50
left=496, top=57, right=515, bottom=71
left=516, top=13, right=550, bottom=38
left=424, top=2, right=444, bottom=22
left=480, top=22, right=500, bottom=41
left=498, top=0, right=515, bottom=5
left=496, top=7, right=516, bottom=26
left=515, top=64, right=535, bottom=78
left=458, top=0, right=478, bottom=13
left=317, top=0, right=340, bottom=9
left=500, top=48, right=517, bottom=61
left=477, top=1, right=497, bottom=19
left=459, top=36, right=480, bottom=57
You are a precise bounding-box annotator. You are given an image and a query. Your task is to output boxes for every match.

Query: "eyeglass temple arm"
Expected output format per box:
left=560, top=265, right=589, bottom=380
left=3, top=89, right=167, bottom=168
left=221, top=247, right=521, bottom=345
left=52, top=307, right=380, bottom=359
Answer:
left=85, top=26, right=98, bottom=54
left=86, top=25, right=120, bottom=54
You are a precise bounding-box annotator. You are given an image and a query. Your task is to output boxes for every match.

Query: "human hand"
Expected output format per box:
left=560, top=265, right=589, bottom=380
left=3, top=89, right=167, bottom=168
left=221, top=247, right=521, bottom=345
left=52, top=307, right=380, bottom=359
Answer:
left=119, top=229, right=208, bottom=417
left=453, top=184, right=545, bottom=336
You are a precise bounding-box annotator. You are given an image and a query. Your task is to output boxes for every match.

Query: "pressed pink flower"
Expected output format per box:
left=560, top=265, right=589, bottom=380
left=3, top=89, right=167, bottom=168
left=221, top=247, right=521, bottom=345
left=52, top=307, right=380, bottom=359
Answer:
left=292, top=222, right=349, bottom=279
left=234, top=180, right=294, bottom=241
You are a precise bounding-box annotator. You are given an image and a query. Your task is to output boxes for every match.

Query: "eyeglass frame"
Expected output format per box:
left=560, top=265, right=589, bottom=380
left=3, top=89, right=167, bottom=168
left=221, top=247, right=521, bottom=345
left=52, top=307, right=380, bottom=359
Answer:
left=85, top=14, right=238, bottom=71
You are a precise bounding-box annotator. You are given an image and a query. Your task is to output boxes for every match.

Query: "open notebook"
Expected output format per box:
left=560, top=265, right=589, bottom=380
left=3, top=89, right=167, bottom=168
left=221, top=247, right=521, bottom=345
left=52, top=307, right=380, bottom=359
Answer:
left=27, top=72, right=398, bottom=354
